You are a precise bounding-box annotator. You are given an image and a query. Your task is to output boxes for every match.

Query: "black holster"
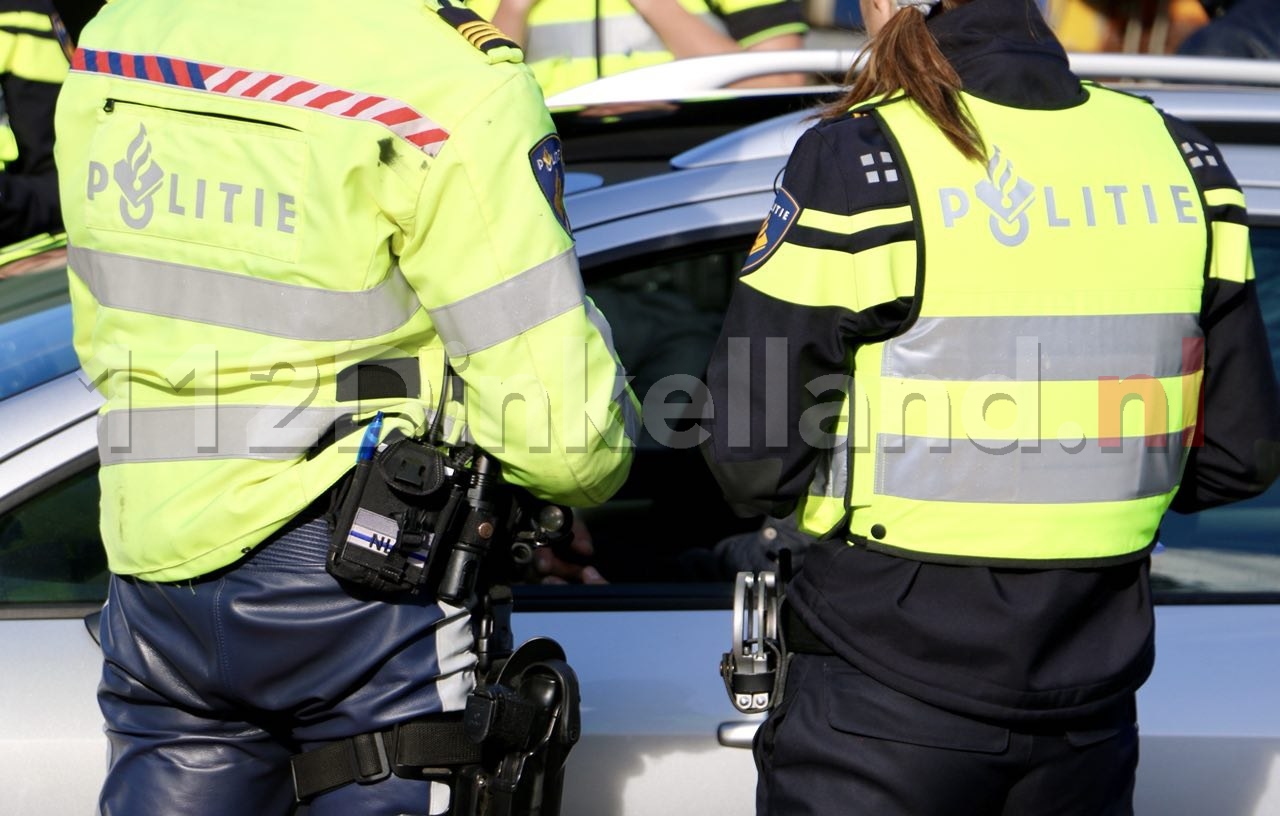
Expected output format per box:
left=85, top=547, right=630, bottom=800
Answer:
left=456, top=637, right=581, bottom=816
left=289, top=636, right=581, bottom=816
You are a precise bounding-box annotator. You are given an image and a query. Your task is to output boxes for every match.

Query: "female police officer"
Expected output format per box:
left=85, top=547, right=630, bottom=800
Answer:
left=702, top=0, right=1280, bottom=813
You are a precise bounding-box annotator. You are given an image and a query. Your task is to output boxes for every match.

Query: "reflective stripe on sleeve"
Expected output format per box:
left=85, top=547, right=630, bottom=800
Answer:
left=99, top=404, right=347, bottom=464
left=0, top=11, right=56, bottom=31
left=68, top=245, right=422, bottom=341
left=1203, top=186, right=1247, bottom=211
left=99, top=404, right=455, bottom=464
left=882, top=314, right=1202, bottom=381
left=427, top=249, right=584, bottom=355
left=795, top=204, right=913, bottom=236
left=877, top=431, right=1188, bottom=504
left=1208, top=220, right=1254, bottom=284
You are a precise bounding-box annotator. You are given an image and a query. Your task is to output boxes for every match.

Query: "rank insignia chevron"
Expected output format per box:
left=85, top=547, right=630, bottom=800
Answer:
left=435, top=4, right=520, bottom=55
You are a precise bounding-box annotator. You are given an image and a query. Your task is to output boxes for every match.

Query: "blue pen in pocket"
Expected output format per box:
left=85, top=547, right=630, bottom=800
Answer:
left=357, top=411, right=385, bottom=463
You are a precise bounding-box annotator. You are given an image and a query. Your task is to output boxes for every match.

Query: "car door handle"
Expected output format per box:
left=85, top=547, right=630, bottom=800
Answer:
left=717, top=720, right=761, bottom=748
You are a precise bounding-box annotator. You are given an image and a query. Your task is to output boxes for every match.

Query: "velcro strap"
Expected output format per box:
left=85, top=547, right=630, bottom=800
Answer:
left=392, top=718, right=485, bottom=770
left=291, top=714, right=483, bottom=803
left=731, top=672, right=776, bottom=694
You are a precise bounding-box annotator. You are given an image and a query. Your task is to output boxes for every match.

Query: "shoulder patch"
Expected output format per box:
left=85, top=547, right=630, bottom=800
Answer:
left=529, top=134, right=571, bottom=236
left=435, top=3, right=522, bottom=62
left=742, top=187, right=799, bottom=273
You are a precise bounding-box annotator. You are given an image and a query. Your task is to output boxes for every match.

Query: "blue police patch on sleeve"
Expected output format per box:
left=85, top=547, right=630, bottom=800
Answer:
left=742, top=187, right=800, bottom=273
left=529, top=134, right=571, bottom=236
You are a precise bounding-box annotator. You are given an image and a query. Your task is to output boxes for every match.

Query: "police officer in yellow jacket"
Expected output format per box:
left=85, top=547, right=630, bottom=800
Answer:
left=703, top=0, right=1280, bottom=813
left=55, top=0, right=637, bottom=813
left=0, top=0, right=69, bottom=258
left=474, top=0, right=808, bottom=98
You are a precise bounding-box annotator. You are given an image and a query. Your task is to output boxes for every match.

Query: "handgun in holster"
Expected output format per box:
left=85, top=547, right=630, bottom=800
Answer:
left=457, top=637, right=582, bottom=816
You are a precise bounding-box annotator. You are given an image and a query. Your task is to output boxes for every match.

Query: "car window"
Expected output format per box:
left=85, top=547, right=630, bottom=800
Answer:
left=1, top=227, right=1276, bottom=610
left=1151, top=225, right=1280, bottom=598
left=0, top=466, right=107, bottom=604
left=580, top=245, right=762, bottom=585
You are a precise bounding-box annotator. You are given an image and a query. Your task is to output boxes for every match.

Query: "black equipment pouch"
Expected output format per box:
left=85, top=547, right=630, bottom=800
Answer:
left=327, top=434, right=471, bottom=596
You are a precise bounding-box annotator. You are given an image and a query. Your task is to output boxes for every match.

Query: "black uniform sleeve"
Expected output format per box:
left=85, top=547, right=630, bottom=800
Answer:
left=1163, top=115, right=1280, bottom=513
left=710, top=0, right=807, bottom=46
left=701, top=116, right=915, bottom=518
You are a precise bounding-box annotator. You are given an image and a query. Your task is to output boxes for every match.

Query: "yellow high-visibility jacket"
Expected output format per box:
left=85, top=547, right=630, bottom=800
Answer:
left=56, top=0, right=638, bottom=581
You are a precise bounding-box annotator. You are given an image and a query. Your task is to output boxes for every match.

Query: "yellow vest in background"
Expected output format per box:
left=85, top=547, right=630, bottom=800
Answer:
left=0, top=7, right=69, bottom=168
left=471, top=0, right=805, bottom=97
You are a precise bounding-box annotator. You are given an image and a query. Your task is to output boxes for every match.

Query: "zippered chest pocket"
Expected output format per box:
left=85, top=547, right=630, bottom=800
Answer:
left=83, top=99, right=310, bottom=264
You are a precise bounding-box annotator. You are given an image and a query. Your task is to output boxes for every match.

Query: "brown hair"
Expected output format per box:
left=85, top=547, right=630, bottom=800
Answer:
left=824, top=1, right=985, bottom=163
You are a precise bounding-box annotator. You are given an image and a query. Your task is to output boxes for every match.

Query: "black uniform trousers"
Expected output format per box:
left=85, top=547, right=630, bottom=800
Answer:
left=755, top=654, right=1138, bottom=816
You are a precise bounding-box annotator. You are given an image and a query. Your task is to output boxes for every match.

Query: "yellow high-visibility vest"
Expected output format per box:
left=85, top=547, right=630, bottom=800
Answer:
left=763, top=87, right=1247, bottom=565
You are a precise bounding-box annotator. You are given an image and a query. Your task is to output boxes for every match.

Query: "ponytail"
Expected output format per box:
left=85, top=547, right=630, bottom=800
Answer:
left=823, top=1, right=985, bottom=163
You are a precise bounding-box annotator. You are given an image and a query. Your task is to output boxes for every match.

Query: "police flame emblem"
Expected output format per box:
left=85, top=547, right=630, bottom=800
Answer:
left=113, top=125, right=165, bottom=230
left=974, top=146, right=1035, bottom=247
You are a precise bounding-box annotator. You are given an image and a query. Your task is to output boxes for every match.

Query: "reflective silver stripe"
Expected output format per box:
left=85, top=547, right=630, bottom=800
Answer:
left=98, top=404, right=453, bottom=464
left=809, top=440, right=848, bottom=498
left=585, top=298, right=640, bottom=446
left=68, top=245, right=421, bottom=341
left=883, top=314, right=1201, bottom=381
left=877, top=432, right=1186, bottom=504
left=526, top=13, right=724, bottom=62
left=429, top=250, right=584, bottom=356
left=99, top=405, right=348, bottom=464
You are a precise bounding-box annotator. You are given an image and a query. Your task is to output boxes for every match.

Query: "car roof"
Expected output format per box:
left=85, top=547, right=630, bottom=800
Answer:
left=546, top=50, right=1280, bottom=109
left=558, top=52, right=1280, bottom=231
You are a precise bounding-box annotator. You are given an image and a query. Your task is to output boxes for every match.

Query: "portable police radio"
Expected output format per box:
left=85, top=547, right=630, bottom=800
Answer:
left=326, top=371, right=573, bottom=601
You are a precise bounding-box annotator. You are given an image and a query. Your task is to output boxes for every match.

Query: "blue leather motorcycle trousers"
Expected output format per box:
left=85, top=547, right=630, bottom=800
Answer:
left=96, top=516, right=476, bottom=816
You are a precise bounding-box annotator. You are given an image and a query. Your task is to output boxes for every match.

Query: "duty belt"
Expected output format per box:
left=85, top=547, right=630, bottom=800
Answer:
left=291, top=712, right=483, bottom=801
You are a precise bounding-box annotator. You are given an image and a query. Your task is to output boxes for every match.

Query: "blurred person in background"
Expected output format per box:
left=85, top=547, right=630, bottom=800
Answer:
left=473, top=0, right=809, bottom=98
left=1177, top=0, right=1280, bottom=59
left=1041, top=0, right=1208, bottom=53
left=0, top=0, right=70, bottom=268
